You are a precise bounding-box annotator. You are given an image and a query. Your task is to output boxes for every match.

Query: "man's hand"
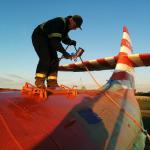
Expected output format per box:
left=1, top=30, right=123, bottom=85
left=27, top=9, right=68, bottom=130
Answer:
left=63, top=51, right=72, bottom=59
left=70, top=40, right=76, bottom=46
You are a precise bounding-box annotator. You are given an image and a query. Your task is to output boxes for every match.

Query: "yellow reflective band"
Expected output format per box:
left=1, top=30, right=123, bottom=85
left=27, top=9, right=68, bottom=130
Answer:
left=36, top=73, right=46, bottom=78
left=48, top=33, right=62, bottom=38
left=48, top=76, right=57, bottom=80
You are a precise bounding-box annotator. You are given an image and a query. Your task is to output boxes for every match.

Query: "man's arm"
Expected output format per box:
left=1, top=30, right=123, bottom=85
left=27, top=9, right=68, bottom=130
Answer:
left=62, top=34, right=76, bottom=46
left=50, top=38, right=71, bottom=59
left=62, top=34, right=72, bottom=45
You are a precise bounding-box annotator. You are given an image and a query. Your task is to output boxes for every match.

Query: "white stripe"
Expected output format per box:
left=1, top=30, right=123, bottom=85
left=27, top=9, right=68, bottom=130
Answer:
left=120, top=84, right=133, bottom=90
left=75, top=62, right=83, bottom=65
left=129, top=54, right=144, bottom=66
left=120, top=46, right=132, bottom=54
left=62, top=64, right=69, bottom=67
left=89, top=60, right=99, bottom=65
left=123, top=32, right=132, bottom=45
left=75, top=62, right=84, bottom=68
left=113, top=80, right=135, bottom=89
left=115, top=63, right=134, bottom=73
left=104, top=56, right=115, bottom=66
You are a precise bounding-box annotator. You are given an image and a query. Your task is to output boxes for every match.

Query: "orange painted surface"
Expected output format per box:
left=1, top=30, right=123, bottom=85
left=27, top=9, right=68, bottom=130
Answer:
left=0, top=90, right=101, bottom=150
left=0, top=88, right=145, bottom=150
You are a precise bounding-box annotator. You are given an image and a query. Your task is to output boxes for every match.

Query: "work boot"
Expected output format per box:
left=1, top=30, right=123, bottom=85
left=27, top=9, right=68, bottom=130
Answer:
left=35, top=77, right=46, bottom=88
left=47, top=79, right=59, bottom=89
left=47, top=73, right=59, bottom=88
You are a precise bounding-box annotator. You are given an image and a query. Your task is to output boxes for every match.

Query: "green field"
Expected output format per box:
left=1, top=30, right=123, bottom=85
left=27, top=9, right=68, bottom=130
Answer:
left=136, top=96, right=150, bottom=150
left=136, top=96, right=150, bottom=110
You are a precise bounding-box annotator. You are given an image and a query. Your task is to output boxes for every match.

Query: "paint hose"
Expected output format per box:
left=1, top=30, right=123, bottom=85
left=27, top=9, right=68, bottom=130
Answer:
left=73, top=46, right=103, bottom=89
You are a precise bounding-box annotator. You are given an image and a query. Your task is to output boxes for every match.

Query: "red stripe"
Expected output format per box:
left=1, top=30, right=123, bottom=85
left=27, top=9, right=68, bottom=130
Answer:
left=96, top=58, right=113, bottom=68
left=139, top=53, right=150, bottom=66
left=82, top=61, right=107, bottom=70
left=69, top=63, right=77, bottom=68
left=117, top=55, right=136, bottom=67
left=114, top=55, right=118, bottom=62
left=123, top=26, right=129, bottom=33
left=82, top=61, right=90, bottom=65
left=118, top=52, right=128, bottom=56
left=111, top=71, right=133, bottom=80
left=121, top=39, right=132, bottom=51
left=59, top=66, right=69, bottom=71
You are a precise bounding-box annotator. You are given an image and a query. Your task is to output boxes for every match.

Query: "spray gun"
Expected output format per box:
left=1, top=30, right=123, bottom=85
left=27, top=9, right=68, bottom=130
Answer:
left=59, top=46, right=84, bottom=61
left=71, top=47, right=84, bottom=62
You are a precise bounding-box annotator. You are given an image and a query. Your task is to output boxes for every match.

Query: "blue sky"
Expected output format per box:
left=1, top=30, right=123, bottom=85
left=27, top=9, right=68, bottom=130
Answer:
left=0, top=0, right=150, bottom=91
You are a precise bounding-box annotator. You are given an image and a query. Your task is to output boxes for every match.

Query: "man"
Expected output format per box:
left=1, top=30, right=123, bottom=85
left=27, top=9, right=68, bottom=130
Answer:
left=32, top=15, right=83, bottom=88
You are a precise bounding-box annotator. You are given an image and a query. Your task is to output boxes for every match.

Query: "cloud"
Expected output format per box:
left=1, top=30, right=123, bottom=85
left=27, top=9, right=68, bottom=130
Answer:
left=136, top=84, right=150, bottom=92
left=0, top=76, right=14, bottom=83
left=0, top=74, right=27, bottom=89
left=6, top=74, right=25, bottom=80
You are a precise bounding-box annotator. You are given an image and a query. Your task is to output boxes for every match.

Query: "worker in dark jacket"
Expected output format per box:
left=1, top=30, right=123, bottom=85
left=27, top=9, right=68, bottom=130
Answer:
left=32, top=15, right=83, bottom=88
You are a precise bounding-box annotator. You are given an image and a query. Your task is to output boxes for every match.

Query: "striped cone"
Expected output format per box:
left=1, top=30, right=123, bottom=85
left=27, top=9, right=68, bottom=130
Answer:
left=110, top=26, right=135, bottom=89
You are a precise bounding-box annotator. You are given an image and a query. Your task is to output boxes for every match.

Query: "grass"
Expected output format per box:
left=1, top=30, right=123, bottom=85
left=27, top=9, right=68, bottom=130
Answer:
left=142, top=116, right=150, bottom=150
left=136, top=96, right=150, bottom=150
left=136, top=96, right=150, bottom=110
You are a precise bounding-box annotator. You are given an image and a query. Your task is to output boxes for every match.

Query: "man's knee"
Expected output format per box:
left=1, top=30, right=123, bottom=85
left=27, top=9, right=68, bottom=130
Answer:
left=51, top=58, right=59, bottom=66
left=39, top=58, right=51, bottom=66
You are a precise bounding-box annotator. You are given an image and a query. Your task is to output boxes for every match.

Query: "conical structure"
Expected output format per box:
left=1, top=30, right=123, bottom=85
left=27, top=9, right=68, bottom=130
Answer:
left=106, top=26, right=135, bottom=90
left=102, top=26, right=146, bottom=149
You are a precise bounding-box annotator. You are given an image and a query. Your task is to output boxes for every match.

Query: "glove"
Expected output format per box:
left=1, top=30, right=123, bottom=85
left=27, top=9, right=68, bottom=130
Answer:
left=63, top=51, right=71, bottom=59
left=70, top=40, right=76, bottom=46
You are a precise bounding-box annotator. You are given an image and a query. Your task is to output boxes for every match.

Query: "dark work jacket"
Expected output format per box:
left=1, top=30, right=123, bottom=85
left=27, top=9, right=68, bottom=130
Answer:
left=39, top=17, right=72, bottom=54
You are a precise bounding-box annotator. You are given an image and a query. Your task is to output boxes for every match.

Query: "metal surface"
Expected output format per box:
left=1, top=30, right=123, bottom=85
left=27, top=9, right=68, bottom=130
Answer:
left=0, top=26, right=147, bottom=150
left=0, top=88, right=145, bottom=150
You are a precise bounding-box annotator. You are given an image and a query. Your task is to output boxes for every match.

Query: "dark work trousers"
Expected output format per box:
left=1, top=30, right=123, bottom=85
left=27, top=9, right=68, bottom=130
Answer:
left=32, top=26, right=59, bottom=77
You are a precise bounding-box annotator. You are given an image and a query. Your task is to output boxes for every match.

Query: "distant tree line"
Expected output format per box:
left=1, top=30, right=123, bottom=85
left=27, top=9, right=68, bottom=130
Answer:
left=0, top=88, right=19, bottom=91
left=135, top=91, right=150, bottom=96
